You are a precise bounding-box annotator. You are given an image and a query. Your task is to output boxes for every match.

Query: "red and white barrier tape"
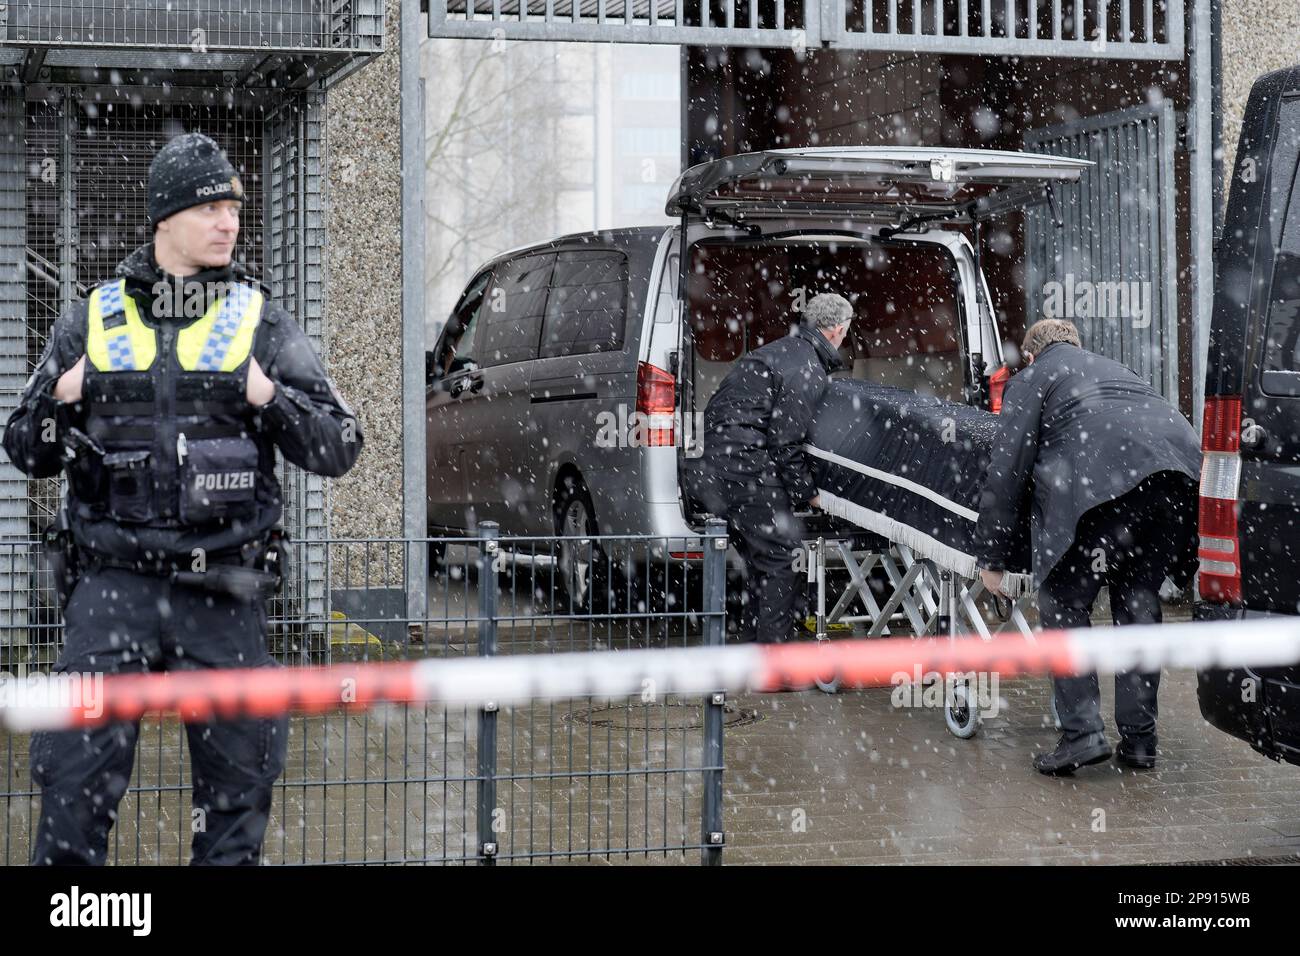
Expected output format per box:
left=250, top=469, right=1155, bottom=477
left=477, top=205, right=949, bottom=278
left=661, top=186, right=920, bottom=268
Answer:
left=2, top=616, right=1298, bottom=732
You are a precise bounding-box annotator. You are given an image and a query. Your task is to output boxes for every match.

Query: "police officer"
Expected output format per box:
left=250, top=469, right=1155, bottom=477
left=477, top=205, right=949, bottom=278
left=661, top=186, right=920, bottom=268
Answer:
left=3, top=132, right=364, bottom=864
left=974, top=319, right=1200, bottom=775
left=691, top=293, right=851, bottom=644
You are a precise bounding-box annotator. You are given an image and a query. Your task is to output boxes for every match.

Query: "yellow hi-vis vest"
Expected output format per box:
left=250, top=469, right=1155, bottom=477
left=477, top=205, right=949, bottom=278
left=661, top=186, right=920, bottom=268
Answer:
left=86, top=278, right=263, bottom=373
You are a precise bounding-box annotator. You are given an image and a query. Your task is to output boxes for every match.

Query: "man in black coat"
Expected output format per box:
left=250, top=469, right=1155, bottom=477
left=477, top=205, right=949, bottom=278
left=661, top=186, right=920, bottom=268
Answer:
left=974, top=319, right=1201, bottom=774
left=692, top=293, right=852, bottom=643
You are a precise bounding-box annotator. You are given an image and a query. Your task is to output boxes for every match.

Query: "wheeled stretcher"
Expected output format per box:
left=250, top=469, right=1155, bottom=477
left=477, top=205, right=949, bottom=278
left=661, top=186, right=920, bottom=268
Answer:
left=796, top=507, right=1044, bottom=738
left=797, top=377, right=1046, bottom=738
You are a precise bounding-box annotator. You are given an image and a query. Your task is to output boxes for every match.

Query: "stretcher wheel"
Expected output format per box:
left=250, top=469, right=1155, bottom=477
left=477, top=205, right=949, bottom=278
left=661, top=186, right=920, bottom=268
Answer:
left=813, top=637, right=840, bottom=694
left=945, top=681, right=981, bottom=739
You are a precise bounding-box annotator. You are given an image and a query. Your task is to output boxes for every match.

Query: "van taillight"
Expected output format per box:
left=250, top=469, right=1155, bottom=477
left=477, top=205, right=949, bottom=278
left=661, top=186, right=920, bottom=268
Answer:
left=636, top=362, right=676, bottom=447
left=1198, top=395, right=1243, bottom=605
left=989, top=365, right=1011, bottom=413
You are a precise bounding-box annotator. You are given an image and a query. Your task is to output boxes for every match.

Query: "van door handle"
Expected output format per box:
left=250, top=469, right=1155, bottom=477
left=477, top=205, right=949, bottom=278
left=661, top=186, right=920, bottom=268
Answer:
left=450, top=374, right=484, bottom=398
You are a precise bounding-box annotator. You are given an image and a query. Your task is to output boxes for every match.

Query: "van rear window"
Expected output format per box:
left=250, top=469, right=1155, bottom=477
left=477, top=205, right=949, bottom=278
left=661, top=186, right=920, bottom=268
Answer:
left=1261, top=254, right=1300, bottom=395
left=540, top=250, right=628, bottom=358
left=687, top=239, right=965, bottom=402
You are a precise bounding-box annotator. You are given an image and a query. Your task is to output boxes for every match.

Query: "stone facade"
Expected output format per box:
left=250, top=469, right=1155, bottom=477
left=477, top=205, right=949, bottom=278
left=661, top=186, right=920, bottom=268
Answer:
left=324, top=0, right=403, bottom=540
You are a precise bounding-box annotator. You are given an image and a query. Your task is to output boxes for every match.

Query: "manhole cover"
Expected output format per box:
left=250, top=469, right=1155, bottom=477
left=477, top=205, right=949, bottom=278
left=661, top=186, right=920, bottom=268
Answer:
left=564, top=699, right=763, bottom=732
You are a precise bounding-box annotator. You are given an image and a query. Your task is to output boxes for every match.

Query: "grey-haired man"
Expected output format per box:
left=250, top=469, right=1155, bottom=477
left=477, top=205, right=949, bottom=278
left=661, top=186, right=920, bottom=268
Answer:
left=692, top=293, right=853, bottom=644
left=974, top=318, right=1200, bottom=774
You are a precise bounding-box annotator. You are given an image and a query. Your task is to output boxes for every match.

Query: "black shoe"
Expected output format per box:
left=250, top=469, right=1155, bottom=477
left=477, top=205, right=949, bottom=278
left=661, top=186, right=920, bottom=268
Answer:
left=1116, top=735, right=1157, bottom=769
left=1032, top=733, right=1113, bottom=776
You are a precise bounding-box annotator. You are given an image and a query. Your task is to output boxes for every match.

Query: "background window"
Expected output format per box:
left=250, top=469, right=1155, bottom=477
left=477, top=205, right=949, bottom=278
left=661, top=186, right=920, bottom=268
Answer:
left=618, top=72, right=678, bottom=101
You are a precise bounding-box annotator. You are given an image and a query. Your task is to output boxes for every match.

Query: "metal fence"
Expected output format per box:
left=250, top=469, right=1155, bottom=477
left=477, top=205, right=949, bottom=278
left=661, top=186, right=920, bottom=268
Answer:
left=833, top=0, right=1184, bottom=55
left=7, top=1, right=385, bottom=53
left=0, top=522, right=729, bottom=865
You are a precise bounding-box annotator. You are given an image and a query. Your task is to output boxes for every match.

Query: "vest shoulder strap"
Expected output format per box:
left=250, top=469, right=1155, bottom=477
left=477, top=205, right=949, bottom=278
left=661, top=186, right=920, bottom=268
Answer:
left=177, top=282, right=264, bottom=373
left=86, top=279, right=157, bottom=372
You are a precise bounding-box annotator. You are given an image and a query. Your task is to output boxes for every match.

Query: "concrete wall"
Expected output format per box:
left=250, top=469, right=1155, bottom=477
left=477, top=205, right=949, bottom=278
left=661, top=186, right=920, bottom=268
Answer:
left=324, top=0, right=402, bottom=541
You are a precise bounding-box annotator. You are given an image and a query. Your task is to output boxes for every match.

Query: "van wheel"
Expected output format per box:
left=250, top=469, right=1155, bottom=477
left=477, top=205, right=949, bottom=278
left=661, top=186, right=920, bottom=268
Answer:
left=553, top=479, right=625, bottom=615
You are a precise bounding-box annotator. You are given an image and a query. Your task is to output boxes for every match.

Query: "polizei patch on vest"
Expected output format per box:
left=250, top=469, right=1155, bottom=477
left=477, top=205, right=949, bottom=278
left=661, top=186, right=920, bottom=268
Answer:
left=193, top=471, right=255, bottom=492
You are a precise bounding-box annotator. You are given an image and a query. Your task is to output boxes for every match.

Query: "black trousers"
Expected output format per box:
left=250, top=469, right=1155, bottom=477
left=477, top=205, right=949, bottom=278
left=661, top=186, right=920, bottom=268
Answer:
left=30, top=567, right=289, bottom=866
left=693, top=472, right=806, bottom=643
left=1037, top=472, right=1197, bottom=742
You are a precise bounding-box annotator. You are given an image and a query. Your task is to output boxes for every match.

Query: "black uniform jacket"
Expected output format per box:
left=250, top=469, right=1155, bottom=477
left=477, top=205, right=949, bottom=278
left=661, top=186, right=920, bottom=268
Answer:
left=974, top=342, right=1201, bottom=586
left=699, top=323, right=844, bottom=506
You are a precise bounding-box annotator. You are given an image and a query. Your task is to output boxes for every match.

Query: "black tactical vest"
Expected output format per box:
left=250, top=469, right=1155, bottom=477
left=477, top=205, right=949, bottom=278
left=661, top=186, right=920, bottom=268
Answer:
left=76, top=277, right=267, bottom=532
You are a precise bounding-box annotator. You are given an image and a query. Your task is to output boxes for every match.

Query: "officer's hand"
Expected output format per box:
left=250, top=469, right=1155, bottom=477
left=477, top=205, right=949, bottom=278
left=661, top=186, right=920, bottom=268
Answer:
left=979, top=568, right=1006, bottom=596
left=53, top=355, right=86, bottom=403
left=808, top=494, right=822, bottom=510
left=246, top=357, right=277, bottom=407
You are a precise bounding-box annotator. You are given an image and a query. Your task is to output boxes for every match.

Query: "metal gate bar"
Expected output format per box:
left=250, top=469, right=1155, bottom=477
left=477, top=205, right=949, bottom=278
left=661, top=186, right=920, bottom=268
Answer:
left=1025, top=103, right=1179, bottom=401
left=428, top=0, right=1184, bottom=58
left=832, top=0, right=1182, bottom=58
left=430, top=0, right=816, bottom=45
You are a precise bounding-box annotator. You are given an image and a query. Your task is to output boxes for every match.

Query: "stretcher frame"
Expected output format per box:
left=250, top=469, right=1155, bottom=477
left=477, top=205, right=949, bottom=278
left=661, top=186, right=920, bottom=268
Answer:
left=798, top=515, right=1043, bottom=738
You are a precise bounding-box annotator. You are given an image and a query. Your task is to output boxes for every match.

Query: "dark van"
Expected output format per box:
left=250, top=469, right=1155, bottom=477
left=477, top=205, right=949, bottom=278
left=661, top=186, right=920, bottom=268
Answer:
left=1197, top=65, right=1300, bottom=764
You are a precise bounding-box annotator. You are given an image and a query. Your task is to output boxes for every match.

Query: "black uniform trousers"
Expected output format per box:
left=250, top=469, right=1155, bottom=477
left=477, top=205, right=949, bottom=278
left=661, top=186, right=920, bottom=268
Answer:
left=693, top=472, right=806, bottom=643
left=1037, top=471, right=1197, bottom=743
left=30, top=567, right=289, bottom=866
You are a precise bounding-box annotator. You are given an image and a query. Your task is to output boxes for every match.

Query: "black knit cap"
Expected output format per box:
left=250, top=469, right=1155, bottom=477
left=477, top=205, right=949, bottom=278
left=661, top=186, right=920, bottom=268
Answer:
left=147, top=132, right=245, bottom=226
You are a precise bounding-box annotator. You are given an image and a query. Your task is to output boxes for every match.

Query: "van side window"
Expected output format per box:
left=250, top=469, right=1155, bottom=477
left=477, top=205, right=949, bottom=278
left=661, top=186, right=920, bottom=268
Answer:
left=479, top=253, right=555, bottom=367
left=1261, top=97, right=1300, bottom=395
left=442, top=270, right=491, bottom=375
left=540, top=250, right=628, bottom=358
